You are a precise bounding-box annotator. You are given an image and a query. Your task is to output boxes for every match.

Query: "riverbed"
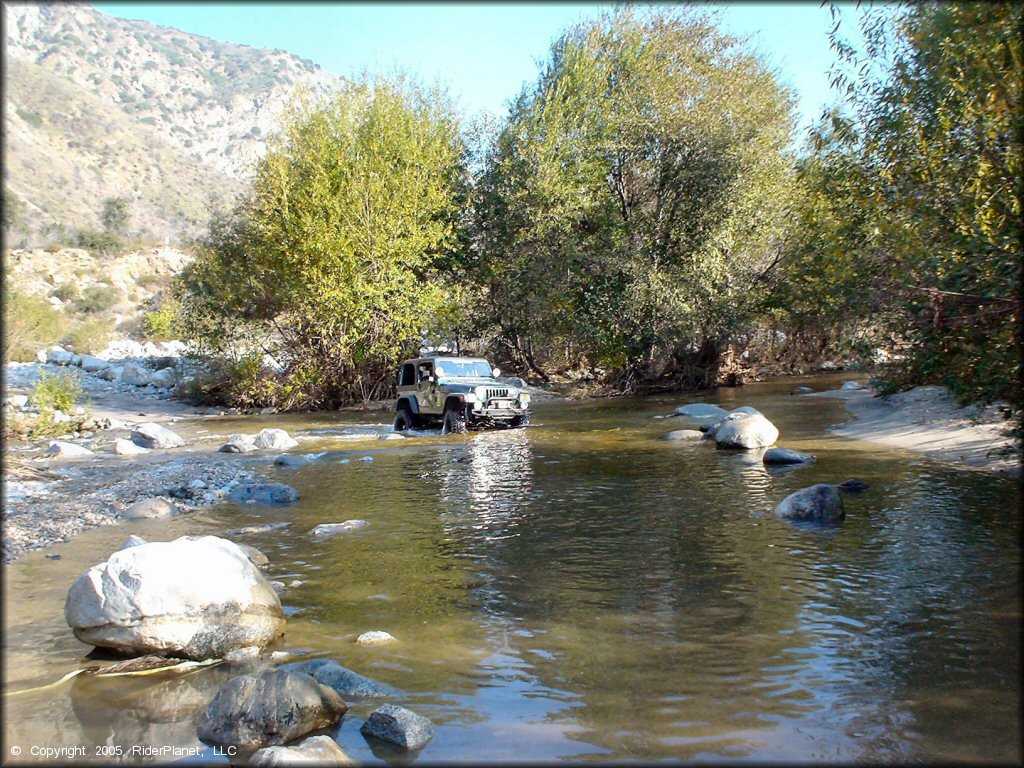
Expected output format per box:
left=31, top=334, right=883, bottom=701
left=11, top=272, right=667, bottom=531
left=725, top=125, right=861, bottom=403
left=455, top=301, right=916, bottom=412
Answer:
left=3, top=375, right=1020, bottom=763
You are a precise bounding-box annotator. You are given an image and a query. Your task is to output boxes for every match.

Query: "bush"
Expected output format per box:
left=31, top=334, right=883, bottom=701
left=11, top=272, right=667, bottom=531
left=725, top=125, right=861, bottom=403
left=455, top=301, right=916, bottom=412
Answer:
left=30, top=370, right=82, bottom=413
left=73, top=285, right=120, bottom=314
left=2, top=286, right=68, bottom=362
left=51, top=283, right=81, bottom=303
left=73, top=228, right=124, bottom=256
left=142, top=296, right=182, bottom=341
left=63, top=316, right=115, bottom=354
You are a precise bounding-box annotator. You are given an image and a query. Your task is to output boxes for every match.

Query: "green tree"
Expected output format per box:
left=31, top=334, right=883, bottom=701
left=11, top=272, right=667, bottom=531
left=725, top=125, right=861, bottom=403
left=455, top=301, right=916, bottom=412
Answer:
left=100, top=196, right=130, bottom=233
left=180, top=75, right=466, bottom=409
left=470, top=8, right=798, bottom=389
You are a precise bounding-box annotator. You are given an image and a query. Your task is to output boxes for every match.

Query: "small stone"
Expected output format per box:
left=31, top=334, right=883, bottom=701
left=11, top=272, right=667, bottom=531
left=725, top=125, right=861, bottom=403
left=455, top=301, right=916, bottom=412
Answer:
left=46, top=553, right=61, bottom=560
left=224, top=646, right=262, bottom=663
left=273, top=454, right=309, bottom=468
left=359, top=456, right=374, bottom=462
left=378, top=433, right=404, bottom=440
left=249, top=735, right=358, bottom=767
left=119, top=535, right=148, bottom=550
left=4, top=394, right=29, bottom=409
left=791, top=386, right=814, bottom=395
left=838, top=478, right=869, bottom=494
left=220, top=434, right=257, bottom=453
left=227, top=483, right=300, bottom=506
left=841, top=380, right=866, bottom=390
left=763, top=447, right=815, bottom=465
left=235, top=543, right=270, bottom=569
left=357, top=631, right=396, bottom=646
left=360, top=703, right=435, bottom=751
left=131, top=422, right=185, bottom=449
left=253, top=428, right=299, bottom=450
left=664, top=429, right=703, bottom=441
left=270, top=581, right=286, bottom=593
left=122, top=363, right=152, bottom=387
left=282, top=659, right=392, bottom=698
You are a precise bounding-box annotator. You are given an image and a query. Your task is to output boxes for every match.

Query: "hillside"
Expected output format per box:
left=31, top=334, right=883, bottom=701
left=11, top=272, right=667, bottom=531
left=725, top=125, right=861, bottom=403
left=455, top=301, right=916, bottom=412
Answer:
left=3, top=2, right=342, bottom=242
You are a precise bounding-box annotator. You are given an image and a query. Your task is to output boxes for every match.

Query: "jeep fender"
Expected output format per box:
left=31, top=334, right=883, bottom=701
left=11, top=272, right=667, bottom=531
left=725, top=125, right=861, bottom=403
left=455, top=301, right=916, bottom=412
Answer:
left=444, top=395, right=467, bottom=411
left=397, top=396, right=420, bottom=414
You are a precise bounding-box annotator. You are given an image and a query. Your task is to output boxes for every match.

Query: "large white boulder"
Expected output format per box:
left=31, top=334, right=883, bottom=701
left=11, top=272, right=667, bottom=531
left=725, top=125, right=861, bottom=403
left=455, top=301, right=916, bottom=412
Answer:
left=115, top=438, right=150, bottom=456
left=253, top=429, right=299, bottom=450
left=78, top=355, right=109, bottom=373
left=64, top=536, right=286, bottom=659
left=713, top=412, right=779, bottom=450
left=44, top=441, right=94, bottom=458
left=131, top=422, right=185, bottom=449
left=46, top=347, right=74, bottom=366
left=151, top=368, right=177, bottom=389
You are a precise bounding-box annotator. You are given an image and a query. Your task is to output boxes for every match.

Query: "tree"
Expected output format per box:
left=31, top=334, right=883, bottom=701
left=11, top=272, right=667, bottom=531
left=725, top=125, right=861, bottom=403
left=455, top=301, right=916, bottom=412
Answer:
left=180, top=75, right=466, bottom=409
left=469, top=8, right=798, bottom=389
left=100, top=196, right=130, bottom=234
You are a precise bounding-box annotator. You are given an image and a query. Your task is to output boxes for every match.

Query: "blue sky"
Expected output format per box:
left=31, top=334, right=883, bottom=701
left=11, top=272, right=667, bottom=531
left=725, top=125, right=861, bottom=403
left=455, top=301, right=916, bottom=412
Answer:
left=93, top=2, right=847, bottom=136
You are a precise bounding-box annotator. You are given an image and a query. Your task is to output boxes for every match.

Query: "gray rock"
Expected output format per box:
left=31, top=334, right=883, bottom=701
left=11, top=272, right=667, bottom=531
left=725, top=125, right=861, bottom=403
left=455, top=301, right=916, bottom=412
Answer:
left=310, top=520, right=369, bottom=537
left=119, top=535, right=148, bottom=550
left=131, top=422, right=185, bottom=449
left=249, top=736, right=358, bottom=767
left=357, top=631, right=396, bottom=646
left=4, top=394, right=29, bottom=409
left=841, top=380, right=866, bottom=390
left=360, top=703, right=435, bottom=751
left=122, top=363, right=152, bottom=387
left=98, top=366, right=122, bottom=382
left=714, top=412, right=779, bottom=450
left=773, top=484, right=844, bottom=523
left=227, top=483, right=299, bottom=506
left=664, top=429, right=704, bottom=441
left=64, top=535, right=285, bottom=659
left=763, top=447, right=815, bottom=465
left=219, top=434, right=257, bottom=453
left=791, top=386, right=814, bottom=395
left=151, top=368, right=176, bottom=389
left=124, top=498, right=177, bottom=520
left=672, top=403, right=728, bottom=420
left=223, top=522, right=291, bottom=537
left=78, top=355, right=109, bottom=373
left=46, top=347, right=74, bottom=366
left=727, top=405, right=762, bottom=416
left=282, top=658, right=392, bottom=698
left=838, top=478, right=869, bottom=494
left=253, top=429, right=299, bottom=450
left=44, top=441, right=93, bottom=458
left=378, top=433, right=405, bottom=440
left=196, top=668, right=347, bottom=752
left=114, top=438, right=150, bottom=456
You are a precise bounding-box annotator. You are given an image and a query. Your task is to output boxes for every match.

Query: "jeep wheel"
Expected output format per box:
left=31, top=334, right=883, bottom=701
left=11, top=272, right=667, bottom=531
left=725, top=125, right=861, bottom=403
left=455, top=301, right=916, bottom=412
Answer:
left=512, top=414, right=530, bottom=428
left=441, top=406, right=467, bottom=435
left=394, top=405, right=416, bottom=432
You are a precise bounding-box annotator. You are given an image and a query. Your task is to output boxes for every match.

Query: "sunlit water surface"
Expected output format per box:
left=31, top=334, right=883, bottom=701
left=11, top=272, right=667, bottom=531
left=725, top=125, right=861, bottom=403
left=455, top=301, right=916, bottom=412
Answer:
left=3, top=376, right=1020, bottom=763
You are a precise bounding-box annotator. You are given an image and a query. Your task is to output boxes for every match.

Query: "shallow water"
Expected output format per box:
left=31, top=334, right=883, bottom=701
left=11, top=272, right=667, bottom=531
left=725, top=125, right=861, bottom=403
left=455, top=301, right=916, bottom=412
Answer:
left=3, top=375, right=1020, bottom=763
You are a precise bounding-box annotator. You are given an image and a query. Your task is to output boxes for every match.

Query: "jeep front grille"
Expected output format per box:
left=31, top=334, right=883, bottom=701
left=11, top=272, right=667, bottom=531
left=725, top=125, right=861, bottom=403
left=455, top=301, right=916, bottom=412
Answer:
left=485, top=388, right=510, bottom=400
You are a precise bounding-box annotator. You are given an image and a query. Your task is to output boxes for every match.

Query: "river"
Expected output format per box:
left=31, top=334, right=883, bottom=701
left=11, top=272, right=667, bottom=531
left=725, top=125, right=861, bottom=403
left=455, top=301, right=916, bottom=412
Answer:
left=3, top=375, right=1020, bottom=763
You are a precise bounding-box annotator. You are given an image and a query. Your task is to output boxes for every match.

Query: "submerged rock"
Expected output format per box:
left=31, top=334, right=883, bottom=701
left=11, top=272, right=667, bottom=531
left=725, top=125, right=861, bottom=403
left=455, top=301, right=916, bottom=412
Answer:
left=357, top=631, right=396, bottom=646
left=837, top=478, right=869, bottom=494
left=64, top=535, right=285, bottom=659
left=282, top=658, right=392, bottom=698
left=219, top=434, right=257, bottom=453
left=714, top=412, right=779, bottom=450
left=672, top=403, right=728, bottom=420
left=791, top=386, right=814, bottom=395
left=310, top=520, right=369, bottom=537
left=131, top=422, right=185, bottom=449
left=124, top=498, right=176, bottom=520
left=360, top=703, right=435, bottom=751
left=664, top=429, right=703, bottom=441
left=273, top=454, right=309, bottom=468
left=249, top=735, right=358, bottom=767
left=227, top=483, right=299, bottom=506
left=197, top=668, right=347, bottom=752
left=762, top=447, right=815, bottom=465
left=235, top=543, right=270, bottom=570
left=773, top=484, right=844, bottom=523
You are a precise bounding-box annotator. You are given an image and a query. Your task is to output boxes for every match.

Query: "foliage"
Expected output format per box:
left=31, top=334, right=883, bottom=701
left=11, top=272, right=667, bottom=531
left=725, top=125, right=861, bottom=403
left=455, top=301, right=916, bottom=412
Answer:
left=469, top=8, right=798, bottom=389
left=72, top=227, right=124, bottom=255
left=781, top=2, right=1021, bottom=408
left=181, top=74, right=466, bottom=408
left=73, top=284, right=120, bottom=314
left=3, top=190, right=26, bottom=233
left=30, top=369, right=82, bottom=413
left=2, top=284, right=68, bottom=363
left=100, top=196, right=130, bottom=233
left=142, top=296, right=183, bottom=341
left=62, top=316, right=115, bottom=353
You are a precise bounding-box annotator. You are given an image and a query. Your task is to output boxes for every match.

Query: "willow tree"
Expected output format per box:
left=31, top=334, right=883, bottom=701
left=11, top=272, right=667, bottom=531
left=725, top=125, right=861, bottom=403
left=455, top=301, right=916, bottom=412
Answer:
left=470, top=8, right=797, bottom=388
left=180, top=75, right=466, bottom=408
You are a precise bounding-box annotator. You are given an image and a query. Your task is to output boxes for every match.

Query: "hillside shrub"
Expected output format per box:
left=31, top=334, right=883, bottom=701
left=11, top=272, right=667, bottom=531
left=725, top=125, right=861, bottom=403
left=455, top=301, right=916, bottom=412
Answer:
left=73, top=285, right=120, bottom=314
left=142, top=296, right=182, bottom=341
left=2, top=286, right=68, bottom=362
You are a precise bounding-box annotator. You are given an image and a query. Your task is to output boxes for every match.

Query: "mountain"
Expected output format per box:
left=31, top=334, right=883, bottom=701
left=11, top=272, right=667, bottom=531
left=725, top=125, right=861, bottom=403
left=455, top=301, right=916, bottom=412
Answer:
left=3, top=2, right=343, bottom=243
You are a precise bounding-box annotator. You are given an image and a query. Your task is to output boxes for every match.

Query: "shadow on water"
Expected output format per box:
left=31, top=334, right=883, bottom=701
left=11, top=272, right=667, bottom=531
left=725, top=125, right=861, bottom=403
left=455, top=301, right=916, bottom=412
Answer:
left=3, top=375, right=1020, bottom=763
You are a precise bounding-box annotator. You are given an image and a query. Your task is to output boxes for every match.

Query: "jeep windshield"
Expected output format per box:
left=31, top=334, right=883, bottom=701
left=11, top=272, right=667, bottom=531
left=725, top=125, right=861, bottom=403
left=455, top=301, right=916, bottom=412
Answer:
left=435, top=359, right=493, bottom=378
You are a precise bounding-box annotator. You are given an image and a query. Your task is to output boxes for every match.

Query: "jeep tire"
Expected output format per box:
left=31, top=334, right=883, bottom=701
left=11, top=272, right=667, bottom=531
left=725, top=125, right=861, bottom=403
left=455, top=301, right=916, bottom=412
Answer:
left=394, top=404, right=416, bottom=431
left=442, top=405, right=467, bottom=435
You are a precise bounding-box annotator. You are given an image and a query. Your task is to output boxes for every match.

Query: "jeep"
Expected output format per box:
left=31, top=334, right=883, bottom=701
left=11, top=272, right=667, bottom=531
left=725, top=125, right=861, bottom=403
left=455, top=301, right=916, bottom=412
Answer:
left=393, top=356, right=530, bottom=434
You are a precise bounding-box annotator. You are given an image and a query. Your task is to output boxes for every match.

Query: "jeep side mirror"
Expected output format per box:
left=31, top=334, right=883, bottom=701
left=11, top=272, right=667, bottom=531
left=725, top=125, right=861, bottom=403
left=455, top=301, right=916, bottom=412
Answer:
left=492, top=367, right=501, bottom=377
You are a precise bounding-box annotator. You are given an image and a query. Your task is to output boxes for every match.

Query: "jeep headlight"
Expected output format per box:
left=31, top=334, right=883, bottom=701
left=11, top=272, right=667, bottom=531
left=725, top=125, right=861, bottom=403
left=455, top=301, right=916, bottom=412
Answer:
left=519, top=393, right=531, bottom=406
left=464, top=391, right=478, bottom=403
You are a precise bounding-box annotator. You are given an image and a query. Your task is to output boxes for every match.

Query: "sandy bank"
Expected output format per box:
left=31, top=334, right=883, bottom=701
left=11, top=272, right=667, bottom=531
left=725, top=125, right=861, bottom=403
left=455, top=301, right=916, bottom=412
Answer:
left=809, top=384, right=1019, bottom=476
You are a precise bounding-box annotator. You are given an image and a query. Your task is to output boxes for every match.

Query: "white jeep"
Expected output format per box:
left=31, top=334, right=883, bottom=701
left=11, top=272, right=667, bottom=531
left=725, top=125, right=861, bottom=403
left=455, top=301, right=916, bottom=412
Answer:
left=393, top=356, right=530, bottom=433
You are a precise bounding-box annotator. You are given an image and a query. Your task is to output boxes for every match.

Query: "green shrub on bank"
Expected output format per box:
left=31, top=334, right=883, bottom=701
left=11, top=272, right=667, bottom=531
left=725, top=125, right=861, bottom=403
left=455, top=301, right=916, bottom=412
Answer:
left=142, top=296, right=182, bottom=341
left=30, top=370, right=81, bottom=413
left=73, top=284, right=120, bottom=314
left=2, top=285, right=68, bottom=362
